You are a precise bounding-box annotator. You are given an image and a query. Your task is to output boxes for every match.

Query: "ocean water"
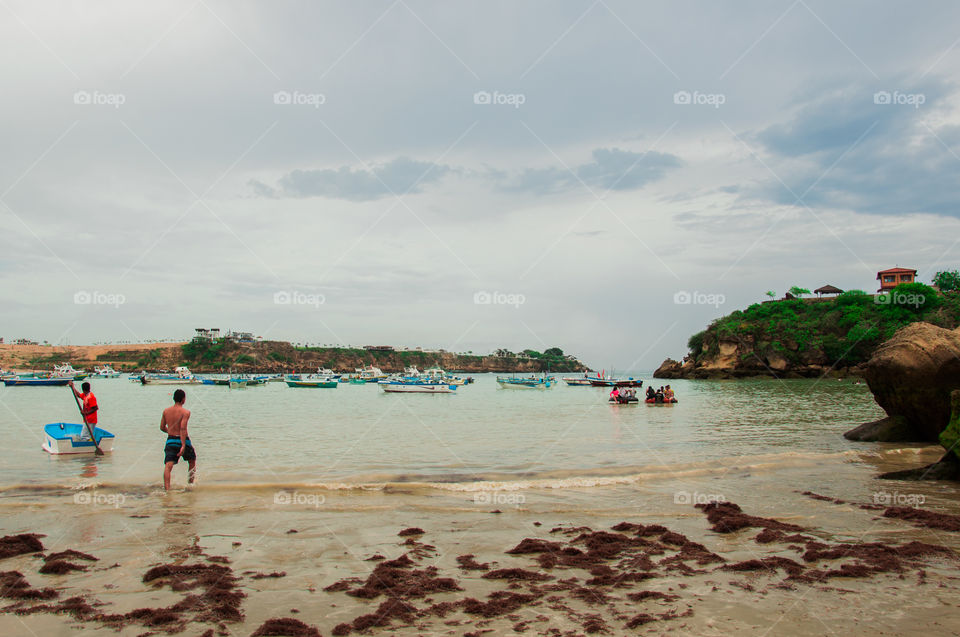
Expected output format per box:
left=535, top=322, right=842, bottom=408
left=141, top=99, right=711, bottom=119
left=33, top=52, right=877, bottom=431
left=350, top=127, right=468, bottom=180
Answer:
left=1, top=374, right=889, bottom=490
left=3, top=375, right=960, bottom=636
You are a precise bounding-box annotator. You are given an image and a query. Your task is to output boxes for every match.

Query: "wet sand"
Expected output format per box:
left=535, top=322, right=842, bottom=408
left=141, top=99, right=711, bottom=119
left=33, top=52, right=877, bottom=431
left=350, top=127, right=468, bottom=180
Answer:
left=3, top=464, right=960, bottom=637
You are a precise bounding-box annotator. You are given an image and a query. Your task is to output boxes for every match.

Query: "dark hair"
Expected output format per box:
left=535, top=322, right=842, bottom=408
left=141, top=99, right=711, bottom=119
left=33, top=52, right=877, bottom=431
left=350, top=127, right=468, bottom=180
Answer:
left=173, top=389, right=186, bottom=404
left=81, top=382, right=90, bottom=392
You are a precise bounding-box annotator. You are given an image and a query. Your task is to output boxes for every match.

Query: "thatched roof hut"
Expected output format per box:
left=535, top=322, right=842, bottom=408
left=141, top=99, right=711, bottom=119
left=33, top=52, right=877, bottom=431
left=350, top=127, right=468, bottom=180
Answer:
left=814, top=284, right=844, bottom=297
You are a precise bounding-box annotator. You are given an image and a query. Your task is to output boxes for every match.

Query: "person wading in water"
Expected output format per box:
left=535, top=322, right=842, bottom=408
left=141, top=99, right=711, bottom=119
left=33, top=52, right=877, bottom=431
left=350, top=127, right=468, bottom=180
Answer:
left=161, top=389, right=196, bottom=490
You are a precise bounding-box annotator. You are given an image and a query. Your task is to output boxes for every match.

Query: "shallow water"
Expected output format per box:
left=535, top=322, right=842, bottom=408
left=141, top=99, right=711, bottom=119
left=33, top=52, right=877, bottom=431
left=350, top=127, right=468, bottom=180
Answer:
left=3, top=375, right=960, bottom=636
left=1, top=374, right=888, bottom=490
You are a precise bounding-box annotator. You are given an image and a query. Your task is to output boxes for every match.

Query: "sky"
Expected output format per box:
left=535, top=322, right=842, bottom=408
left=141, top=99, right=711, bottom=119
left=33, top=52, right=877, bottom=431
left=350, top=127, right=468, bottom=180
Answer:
left=2, top=0, right=959, bottom=371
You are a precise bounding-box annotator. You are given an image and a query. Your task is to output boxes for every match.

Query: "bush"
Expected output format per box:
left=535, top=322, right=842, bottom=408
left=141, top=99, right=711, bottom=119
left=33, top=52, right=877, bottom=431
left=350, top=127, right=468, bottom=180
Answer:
left=879, top=282, right=940, bottom=312
left=836, top=289, right=872, bottom=306
left=687, top=331, right=706, bottom=357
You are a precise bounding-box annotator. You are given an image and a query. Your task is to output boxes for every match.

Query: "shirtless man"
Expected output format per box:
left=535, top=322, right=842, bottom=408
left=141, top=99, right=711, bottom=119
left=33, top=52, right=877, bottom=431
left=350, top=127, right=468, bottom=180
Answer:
left=160, top=389, right=196, bottom=491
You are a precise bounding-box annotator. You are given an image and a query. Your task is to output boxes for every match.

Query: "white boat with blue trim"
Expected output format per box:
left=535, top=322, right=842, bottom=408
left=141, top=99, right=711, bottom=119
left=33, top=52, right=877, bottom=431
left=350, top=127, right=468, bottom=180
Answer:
left=42, top=423, right=115, bottom=454
left=379, top=379, right=457, bottom=393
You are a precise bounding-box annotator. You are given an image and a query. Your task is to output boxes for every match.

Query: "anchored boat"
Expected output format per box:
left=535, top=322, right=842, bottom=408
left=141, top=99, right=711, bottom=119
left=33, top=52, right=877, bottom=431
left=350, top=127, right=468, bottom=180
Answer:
left=92, top=365, right=121, bottom=378
left=379, top=379, right=456, bottom=394
left=139, top=367, right=202, bottom=385
left=496, top=376, right=554, bottom=389
left=286, top=377, right=338, bottom=388
left=42, top=423, right=115, bottom=454
left=4, top=377, right=71, bottom=387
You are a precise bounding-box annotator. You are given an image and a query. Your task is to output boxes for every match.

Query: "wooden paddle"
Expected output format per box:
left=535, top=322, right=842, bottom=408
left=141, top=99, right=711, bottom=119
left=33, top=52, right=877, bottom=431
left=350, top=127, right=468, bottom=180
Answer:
left=69, top=383, right=104, bottom=456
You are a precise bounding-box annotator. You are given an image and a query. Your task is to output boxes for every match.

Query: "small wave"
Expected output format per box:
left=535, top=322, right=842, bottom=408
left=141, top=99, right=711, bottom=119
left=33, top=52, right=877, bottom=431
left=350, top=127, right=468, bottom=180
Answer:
left=0, top=449, right=860, bottom=497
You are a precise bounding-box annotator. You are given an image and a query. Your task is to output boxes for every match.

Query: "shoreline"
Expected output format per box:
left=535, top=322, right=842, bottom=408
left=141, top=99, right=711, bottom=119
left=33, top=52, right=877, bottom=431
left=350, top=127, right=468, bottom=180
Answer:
left=0, top=342, right=588, bottom=375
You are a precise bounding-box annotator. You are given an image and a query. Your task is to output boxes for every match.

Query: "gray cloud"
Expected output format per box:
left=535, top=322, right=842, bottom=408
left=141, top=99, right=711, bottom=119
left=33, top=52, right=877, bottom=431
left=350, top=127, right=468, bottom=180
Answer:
left=251, top=157, right=452, bottom=201
left=744, top=78, right=960, bottom=216
left=499, top=147, right=682, bottom=194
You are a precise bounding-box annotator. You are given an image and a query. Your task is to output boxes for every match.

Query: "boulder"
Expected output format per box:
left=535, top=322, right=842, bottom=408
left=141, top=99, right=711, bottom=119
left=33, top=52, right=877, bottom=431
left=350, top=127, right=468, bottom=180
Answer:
left=879, top=391, right=960, bottom=480
left=843, top=416, right=914, bottom=443
left=846, top=323, right=960, bottom=443
left=653, top=358, right=683, bottom=379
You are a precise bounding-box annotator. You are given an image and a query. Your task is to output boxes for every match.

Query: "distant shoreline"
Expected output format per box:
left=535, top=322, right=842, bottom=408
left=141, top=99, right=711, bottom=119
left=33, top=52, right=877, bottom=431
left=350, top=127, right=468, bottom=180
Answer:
left=0, top=341, right=589, bottom=375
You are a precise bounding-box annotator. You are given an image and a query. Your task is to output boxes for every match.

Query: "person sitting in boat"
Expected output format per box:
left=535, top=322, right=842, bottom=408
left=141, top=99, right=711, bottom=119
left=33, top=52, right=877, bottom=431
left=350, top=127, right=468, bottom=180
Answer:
left=68, top=380, right=98, bottom=440
left=646, top=386, right=656, bottom=401
left=609, top=387, right=620, bottom=401
left=664, top=385, right=675, bottom=402
left=655, top=387, right=665, bottom=403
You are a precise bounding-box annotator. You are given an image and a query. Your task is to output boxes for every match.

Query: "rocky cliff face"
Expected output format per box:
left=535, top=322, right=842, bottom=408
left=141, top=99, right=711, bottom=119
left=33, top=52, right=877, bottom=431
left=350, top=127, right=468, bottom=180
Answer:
left=844, top=323, right=960, bottom=443
left=653, top=335, right=856, bottom=380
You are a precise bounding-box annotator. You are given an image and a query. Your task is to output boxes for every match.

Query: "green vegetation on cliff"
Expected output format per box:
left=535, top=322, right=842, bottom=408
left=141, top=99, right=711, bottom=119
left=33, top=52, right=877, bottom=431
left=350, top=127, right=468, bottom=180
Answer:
left=688, top=283, right=960, bottom=369
left=178, top=341, right=585, bottom=373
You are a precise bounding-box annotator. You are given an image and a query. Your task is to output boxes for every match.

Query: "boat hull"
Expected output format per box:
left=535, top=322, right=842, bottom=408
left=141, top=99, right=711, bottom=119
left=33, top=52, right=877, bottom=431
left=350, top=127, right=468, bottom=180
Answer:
left=286, top=380, right=338, bottom=388
left=140, top=378, right=203, bottom=385
left=4, top=378, right=71, bottom=387
left=497, top=381, right=551, bottom=389
left=380, top=382, right=456, bottom=393
left=42, top=423, right=115, bottom=454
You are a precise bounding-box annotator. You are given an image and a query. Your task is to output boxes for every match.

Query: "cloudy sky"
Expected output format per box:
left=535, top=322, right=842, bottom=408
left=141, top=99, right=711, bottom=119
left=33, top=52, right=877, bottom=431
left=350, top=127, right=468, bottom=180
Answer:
left=2, top=1, right=959, bottom=370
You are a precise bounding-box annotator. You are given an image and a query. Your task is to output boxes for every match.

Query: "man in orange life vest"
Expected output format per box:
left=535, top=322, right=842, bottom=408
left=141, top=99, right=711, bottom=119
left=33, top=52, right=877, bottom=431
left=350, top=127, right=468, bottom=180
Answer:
left=68, top=380, right=98, bottom=440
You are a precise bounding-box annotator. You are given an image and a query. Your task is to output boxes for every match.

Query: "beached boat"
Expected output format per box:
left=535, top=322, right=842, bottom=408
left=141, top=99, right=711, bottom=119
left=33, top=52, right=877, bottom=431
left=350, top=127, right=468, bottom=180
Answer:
left=91, top=365, right=121, bottom=378
left=496, top=376, right=553, bottom=390
left=379, top=380, right=456, bottom=394
left=42, top=423, right=115, bottom=454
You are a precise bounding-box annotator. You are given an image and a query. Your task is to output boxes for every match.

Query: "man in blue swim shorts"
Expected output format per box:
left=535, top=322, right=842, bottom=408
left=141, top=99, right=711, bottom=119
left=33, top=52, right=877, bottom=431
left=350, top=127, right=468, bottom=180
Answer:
left=160, top=389, right=196, bottom=490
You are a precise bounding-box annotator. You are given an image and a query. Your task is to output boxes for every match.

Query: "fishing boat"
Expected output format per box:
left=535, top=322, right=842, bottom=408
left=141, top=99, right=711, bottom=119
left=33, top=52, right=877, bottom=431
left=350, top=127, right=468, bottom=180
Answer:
left=139, top=367, right=202, bottom=385
left=52, top=363, right=88, bottom=380
left=496, top=375, right=553, bottom=389
left=422, top=365, right=474, bottom=386
left=357, top=366, right=388, bottom=383
left=286, top=374, right=338, bottom=388
left=379, top=379, right=456, bottom=394
left=563, top=376, right=594, bottom=386
left=91, top=365, right=121, bottom=378
left=42, top=423, right=115, bottom=454
left=4, top=376, right=72, bottom=387
left=228, top=379, right=247, bottom=389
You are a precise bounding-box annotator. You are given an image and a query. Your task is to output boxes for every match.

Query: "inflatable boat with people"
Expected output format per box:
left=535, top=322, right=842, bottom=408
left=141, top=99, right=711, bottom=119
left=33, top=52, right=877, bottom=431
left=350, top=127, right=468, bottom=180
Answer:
left=645, top=385, right=678, bottom=404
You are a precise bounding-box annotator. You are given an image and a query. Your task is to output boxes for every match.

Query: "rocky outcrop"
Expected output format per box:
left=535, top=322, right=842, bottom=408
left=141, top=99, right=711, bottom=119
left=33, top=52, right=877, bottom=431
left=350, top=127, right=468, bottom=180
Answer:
left=845, top=323, right=960, bottom=443
left=879, top=390, right=960, bottom=480
left=653, top=336, right=855, bottom=380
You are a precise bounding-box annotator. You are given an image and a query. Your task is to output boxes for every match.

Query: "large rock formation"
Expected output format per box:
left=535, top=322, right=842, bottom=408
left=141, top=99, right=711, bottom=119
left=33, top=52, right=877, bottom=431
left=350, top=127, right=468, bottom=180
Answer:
left=878, top=390, right=960, bottom=481
left=845, top=323, right=960, bottom=443
left=653, top=337, right=850, bottom=379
